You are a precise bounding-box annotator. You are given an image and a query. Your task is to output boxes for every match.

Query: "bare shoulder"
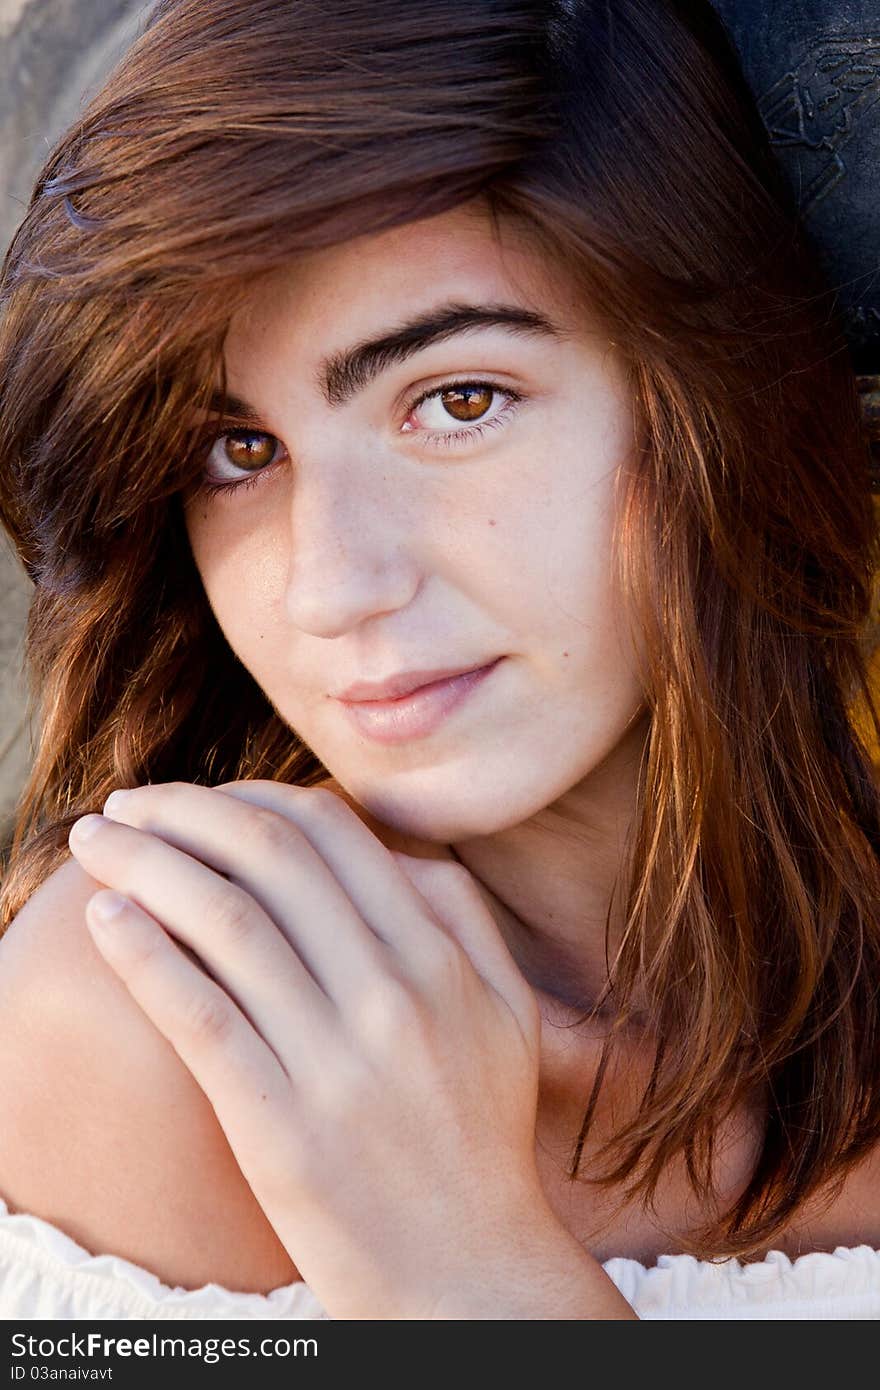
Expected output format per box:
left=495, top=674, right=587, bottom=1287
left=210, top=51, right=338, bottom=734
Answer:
left=0, top=854, right=299, bottom=1294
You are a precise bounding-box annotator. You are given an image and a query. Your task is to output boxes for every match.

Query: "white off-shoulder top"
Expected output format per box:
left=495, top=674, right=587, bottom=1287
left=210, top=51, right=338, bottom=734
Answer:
left=0, top=1197, right=877, bottom=1319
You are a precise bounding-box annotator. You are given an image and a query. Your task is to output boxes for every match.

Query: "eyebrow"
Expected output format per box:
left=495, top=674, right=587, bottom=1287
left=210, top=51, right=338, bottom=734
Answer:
left=205, top=300, right=565, bottom=421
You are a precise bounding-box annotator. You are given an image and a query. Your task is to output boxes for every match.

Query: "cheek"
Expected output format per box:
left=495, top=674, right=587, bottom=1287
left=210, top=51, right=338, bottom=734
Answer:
left=184, top=506, right=287, bottom=661
left=537, top=471, right=644, bottom=712
left=527, top=469, right=621, bottom=637
left=487, top=387, right=633, bottom=638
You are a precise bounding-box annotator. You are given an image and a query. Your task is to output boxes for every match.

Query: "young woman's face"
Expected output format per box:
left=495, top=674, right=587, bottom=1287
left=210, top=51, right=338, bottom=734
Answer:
left=183, top=201, right=647, bottom=842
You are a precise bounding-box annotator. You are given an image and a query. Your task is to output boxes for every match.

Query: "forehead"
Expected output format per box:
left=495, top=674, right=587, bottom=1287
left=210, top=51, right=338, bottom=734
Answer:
left=224, top=200, right=584, bottom=362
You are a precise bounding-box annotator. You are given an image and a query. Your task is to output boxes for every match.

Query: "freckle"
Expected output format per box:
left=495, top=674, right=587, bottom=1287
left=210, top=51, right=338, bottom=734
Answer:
left=488, top=519, right=496, bottom=526
left=562, top=651, right=569, bottom=658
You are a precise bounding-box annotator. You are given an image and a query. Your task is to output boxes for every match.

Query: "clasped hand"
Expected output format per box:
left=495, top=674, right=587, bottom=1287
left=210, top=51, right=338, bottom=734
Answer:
left=67, top=779, right=635, bottom=1320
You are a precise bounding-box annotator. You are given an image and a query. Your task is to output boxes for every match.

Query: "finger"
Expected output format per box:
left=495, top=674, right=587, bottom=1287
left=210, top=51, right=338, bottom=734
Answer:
left=213, top=780, right=480, bottom=986
left=98, top=783, right=392, bottom=1006
left=216, top=782, right=533, bottom=1010
left=391, top=852, right=541, bottom=1029
left=83, top=888, right=294, bottom=1167
left=68, top=813, right=335, bottom=1062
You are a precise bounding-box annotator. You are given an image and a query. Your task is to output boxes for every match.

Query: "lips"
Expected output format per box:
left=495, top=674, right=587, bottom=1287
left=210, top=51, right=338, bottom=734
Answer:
left=335, top=658, right=504, bottom=744
left=336, top=661, right=498, bottom=703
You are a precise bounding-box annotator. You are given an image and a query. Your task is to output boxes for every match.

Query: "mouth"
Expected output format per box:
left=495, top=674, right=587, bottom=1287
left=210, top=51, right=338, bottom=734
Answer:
left=335, top=657, right=505, bottom=745
left=336, top=659, right=500, bottom=703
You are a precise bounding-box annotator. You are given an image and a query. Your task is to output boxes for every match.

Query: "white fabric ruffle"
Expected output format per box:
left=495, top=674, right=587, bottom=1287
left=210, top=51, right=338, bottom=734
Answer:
left=0, top=1195, right=877, bottom=1319
left=0, top=1197, right=326, bottom=1320
left=604, top=1243, right=880, bottom=1319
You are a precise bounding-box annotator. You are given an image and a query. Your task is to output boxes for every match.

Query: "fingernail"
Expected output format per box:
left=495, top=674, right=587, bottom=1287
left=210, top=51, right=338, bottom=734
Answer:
left=71, top=814, right=106, bottom=841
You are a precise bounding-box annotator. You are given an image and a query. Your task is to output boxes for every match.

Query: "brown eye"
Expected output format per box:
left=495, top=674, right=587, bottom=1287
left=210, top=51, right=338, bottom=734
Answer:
left=402, top=379, right=523, bottom=445
left=439, top=386, right=493, bottom=421
left=222, top=428, right=277, bottom=471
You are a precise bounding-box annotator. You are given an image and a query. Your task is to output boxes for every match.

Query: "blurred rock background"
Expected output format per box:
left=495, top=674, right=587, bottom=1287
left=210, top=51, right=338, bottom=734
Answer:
left=0, top=0, right=148, bottom=849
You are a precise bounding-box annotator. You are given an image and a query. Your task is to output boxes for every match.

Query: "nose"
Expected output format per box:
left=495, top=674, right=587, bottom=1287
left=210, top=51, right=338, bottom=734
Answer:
left=282, top=462, right=422, bottom=638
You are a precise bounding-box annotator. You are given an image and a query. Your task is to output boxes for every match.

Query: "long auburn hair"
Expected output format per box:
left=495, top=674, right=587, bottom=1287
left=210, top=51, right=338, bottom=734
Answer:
left=1, top=0, right=879, bottom=1262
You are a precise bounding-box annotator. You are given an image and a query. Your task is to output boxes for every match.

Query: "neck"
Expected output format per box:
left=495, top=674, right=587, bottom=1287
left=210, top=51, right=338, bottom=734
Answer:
left=447, top=710, right=649, bottom=1021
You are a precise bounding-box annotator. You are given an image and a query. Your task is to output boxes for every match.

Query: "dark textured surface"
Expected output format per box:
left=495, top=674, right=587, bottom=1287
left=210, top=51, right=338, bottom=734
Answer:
left=711, top=1, right=880, bottom=373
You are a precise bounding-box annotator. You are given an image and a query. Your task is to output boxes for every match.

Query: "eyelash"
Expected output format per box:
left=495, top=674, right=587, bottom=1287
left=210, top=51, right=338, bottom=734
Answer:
left=197, top=379, right=524, bottom=499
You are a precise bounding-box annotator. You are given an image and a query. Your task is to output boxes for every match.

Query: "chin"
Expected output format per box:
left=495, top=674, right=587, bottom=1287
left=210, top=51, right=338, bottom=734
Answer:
left=327, top=771, right=532, bottom=846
